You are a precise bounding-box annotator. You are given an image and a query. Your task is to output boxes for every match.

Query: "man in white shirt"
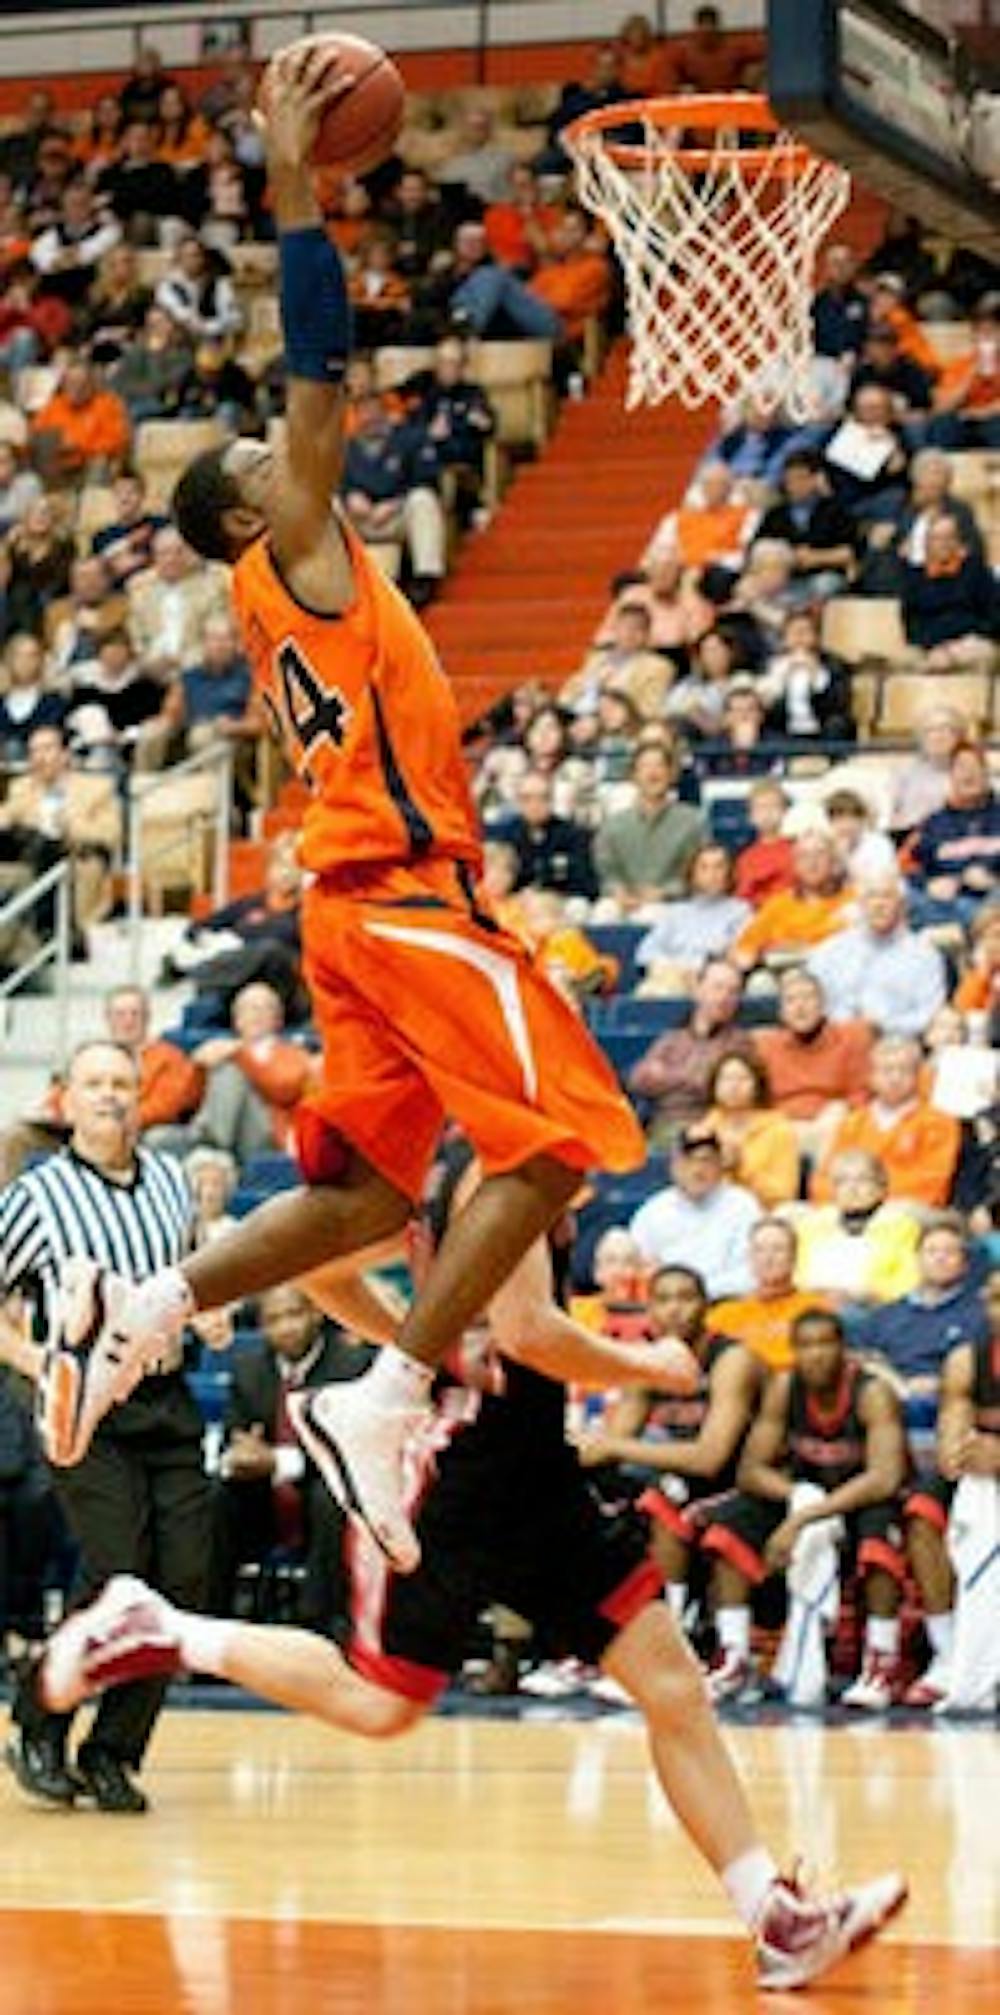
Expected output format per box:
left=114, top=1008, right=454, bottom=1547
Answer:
left=630, top=1125, right=761, bottom=1300
left=808, top=875, right=947, bottom=1038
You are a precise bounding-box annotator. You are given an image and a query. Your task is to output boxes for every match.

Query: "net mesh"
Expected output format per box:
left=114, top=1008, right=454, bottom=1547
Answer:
left=565, top=105, right=850, bottom=420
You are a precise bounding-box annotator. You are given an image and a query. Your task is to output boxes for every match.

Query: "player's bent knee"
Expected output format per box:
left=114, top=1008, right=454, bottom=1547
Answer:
left=348, top=1691, right=425, bottom=1740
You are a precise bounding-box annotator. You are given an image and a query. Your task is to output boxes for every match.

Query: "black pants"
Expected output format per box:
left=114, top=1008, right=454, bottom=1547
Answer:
left=0, top=1470, right=57, bottom=1638
left=54, top=1420, right=210, bottom=1770
left=209, top=1472, right=348, bottom=1631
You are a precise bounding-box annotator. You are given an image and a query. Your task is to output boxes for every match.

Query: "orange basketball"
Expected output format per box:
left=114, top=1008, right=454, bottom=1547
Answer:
left=274, top=33, right=405, bottom=176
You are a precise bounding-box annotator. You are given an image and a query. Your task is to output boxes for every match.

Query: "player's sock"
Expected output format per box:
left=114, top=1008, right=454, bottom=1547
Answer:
left=665, top=1582, right=688, bottom=1625
left=722, top=1846, right=780, bottom=1929
left=925, top=1612, right=954, bottom=1659
left=716, top=1606, right=751, bottom=1659
left=865, top=1615, right=900, bottom=1659
left=365, top=1344, right=435, bottom=1407
left=173, top=1612, right=234, bottom=1675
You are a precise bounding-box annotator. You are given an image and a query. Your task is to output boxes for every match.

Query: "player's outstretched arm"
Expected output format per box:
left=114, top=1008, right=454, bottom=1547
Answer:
left=257, top=46, right=354, bottom=574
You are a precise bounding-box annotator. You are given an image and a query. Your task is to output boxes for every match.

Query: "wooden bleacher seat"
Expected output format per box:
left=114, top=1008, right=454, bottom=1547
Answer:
left=469, top=339, right=554, bottom=450
left=134, top=417, right=227, bottom=508
left=374, top=345, right=436, bottom=391
left=948, top=450, right=998, bottom=504
left=134, top=249, right=173, bottom=289
left=878, top=669, right=992, bottom=738
left=821, top=597, right=906, bottom=666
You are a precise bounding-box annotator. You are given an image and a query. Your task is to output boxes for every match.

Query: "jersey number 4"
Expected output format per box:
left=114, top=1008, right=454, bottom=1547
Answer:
left=276, top=639, right=352, bottom=764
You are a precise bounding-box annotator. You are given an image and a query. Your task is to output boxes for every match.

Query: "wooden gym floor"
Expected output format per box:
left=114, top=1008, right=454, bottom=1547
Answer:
left=0, top=1704, right=995, bottom=2013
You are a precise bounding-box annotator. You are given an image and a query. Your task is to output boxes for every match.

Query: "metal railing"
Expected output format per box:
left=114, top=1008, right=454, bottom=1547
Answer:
left=126, top=740, right=233, bottom=982
left=0, top=859, right=72, bottom=1069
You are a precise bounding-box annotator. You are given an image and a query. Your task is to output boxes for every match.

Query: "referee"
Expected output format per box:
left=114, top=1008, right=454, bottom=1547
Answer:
left=0, top=1036, right=210, bottom=1813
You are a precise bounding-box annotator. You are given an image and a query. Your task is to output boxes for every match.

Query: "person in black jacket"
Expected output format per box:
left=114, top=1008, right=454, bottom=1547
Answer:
left=755, top=451, right=857, bottom=603
left=0, top=1360, right=58, bottom=1648
left=506, top=768, right=598, bottom=900
left=208, top=1285, right=373, bottom=1624
left=901, top=513, right=999, bottom=669
left=97, top=120, right=181, bottom=246
left=404, top=336, right=496, bottom=524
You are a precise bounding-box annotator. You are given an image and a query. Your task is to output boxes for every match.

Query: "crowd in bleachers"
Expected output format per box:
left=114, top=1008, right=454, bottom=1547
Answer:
left=0, top=12, right=998, bottom=1712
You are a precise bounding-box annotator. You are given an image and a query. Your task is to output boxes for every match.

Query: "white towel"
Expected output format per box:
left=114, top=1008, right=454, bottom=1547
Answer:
left=772, top=1484, right=844, bottom=1708
left=943, top=1473, right=1000, bottom=1712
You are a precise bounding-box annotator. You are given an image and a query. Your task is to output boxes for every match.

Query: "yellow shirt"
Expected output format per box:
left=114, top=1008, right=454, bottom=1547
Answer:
left=794, top=1205, right=921, bottom=1304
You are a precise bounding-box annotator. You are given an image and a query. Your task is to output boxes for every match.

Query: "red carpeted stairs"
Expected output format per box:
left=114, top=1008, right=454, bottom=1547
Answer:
left=423, top=340, right=716, bottom=729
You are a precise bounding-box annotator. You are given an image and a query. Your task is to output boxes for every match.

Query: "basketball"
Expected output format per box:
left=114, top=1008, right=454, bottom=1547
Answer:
left=273, top=32, right=406, bottom=176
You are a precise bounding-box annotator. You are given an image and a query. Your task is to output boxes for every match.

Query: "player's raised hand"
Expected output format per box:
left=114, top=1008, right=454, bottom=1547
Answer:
left=257, top=43, right=353, bottom=173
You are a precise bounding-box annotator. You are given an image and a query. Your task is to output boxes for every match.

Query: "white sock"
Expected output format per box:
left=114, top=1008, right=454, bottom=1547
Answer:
left=926, top=1612, right=954, bottom=1659
left=716, top=1606, right=751, bottom=1659
left=364, top=1343, right=435, bottom=1407
left=175, top=1612, right=234, bottom=1675
left=865, top=1614, right=900, bottom=1658
left=130, top=1266, right=195, bottom=1340
left=723, top=1846, right=780, bottom=1929
left=665, top=1582, right=688, bottom=1624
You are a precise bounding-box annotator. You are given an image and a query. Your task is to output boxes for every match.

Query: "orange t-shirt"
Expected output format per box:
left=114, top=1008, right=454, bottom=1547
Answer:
left=483, top=200, right=562, bottom=271
left=812, top=1102, right=961, bottom=1208
left=709, top=1289, right=821, bottom=1372
left=232, top=519, right=481, bottom=881
left=530, top=253, right=611, bottom=340
left=674, top=502, right=750, bottom=569
left=31, top=387, right=130, bottom=467
left=734, top=889, right=852, bottom=965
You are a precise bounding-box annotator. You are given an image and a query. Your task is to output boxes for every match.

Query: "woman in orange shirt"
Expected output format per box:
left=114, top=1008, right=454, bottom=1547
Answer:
left=615, top=13, right=669, bottom=94
left=72, top=94, right=124, bottom=178
left=705, top=1051, right=800, bottom=1209
left=153, top=84, right=211, bottom=171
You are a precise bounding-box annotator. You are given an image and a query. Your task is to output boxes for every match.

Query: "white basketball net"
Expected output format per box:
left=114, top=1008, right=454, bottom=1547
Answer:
left=565, top=103, right=850, bottom=420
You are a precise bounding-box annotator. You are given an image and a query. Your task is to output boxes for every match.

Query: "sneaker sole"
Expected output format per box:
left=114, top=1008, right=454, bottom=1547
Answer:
left=39, top=1349, right=85, bottom=1468
left=84, top=1623, right=183, bottom=1694
left=288, top=1389, right=420, bottom=1575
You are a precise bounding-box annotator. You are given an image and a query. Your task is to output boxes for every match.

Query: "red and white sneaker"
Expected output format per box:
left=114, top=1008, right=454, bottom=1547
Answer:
left=902, top=1656, right=952, bottom=1709
left=841, top=1651, right=901, bottom=1712
left=289, top=1382, right=422, bottom=1575
left=41, top=1577, right=183, bottom=1713
left=707, top=1648, right=759, bottom=1703
left=37, top=1260, right=148, bottom=1467
left=755, top=1868, right=908, bottom=1990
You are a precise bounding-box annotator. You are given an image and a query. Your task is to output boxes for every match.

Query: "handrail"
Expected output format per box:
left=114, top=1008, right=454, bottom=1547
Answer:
left=126, top=740, right=233, bottom=982
left=0, top=858, right=72, bottom=1068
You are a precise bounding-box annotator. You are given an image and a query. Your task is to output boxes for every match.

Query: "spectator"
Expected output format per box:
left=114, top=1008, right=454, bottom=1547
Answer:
left=155, top=982, right=313, bottom=1165
left=628, top=955, right=755, bottom=1147
left=518, top=702, right=592, bottom=819
left=928, top=292, right=1000, bottom=451
left=666, top=627, right=746, bottom=740
left=528, top=207, right=612, bottom=346
left=703, top=1308, right=907, bottom=1708
left=24, top=131, right=76, bottom=235
left=704, top=1050, right=800, bottom=1209
left=807, top=874, right=947, bottom=1037
left=954, top=898, right=1000, bottom=1019
left=795, top=1149, right=922, bottom=1305
left=822, top=383, right=909, bottom=525
left=731, top=829, right=852, bottom=973
left=29, top=179, right=121, bottom=314
left=431, top=220, right=564, bottom=345
left=848, top=321, right=934, bottom=425
left=754, top=966, right=872, bottom=1156
left=811, top=242, right=869, bottom=362
left=348, top=230, right=411, bottom=350
left=437, top=105, right=515, bottom=207
left=4, top=494, right=74, bottom=637
left=90, top=468, right=169, bottom=586
left=900, top=513, right=998, bottom=672
left=710, top=395, right=795, bottom=492
left=565, top=598, right=674, bottom=722
left=540, top=47, right=629, bottom=172
left=152, top=83, right=210, bottom=174
left=629, top=1125, right=761, bottom=1299
left=72, top=93, right=124, bottom=180
left=0, top=720, right=120, bottom=935
left=695, top=680, right=775, bottom=780
left=182, top=127, right=256, bottom=248
left=166, top=832, right=303, bottom=1017
left=574, top=685, right=642, bottom=786
left=895, top=448, right=986, bottom=570
left=636, top=842, right=750, bottom=993
left=568, top=1227, right=649, bottom=1341
left=729, top=539, right=801, bottom=656
left=505, top=769, right=597, bottom=901
left=594, top=739, right=706, bottom=914
left=888, top=705, right=967, bottom=839
left=119, top=45, right=175, bottom=128
left=160, top=610, right=257, bottom=761
left=648, top=461, right=753, bottom=579
left=341, top=394, right=447, bottom=607
left=0, top=260, right=72, bottom=373
left=185, top=1146, right=238, bottom=1248
left=813, top=1034, right=960, bottom=1209
left=96, top=118, right=182, bottom=244
left=757, top=610, right=854, bottom=743
left=154, top=233, right=242, bottom=346
left=0, top=630, right=65, bottom=761
left=0, top=89, right=60, bottom=192
left=907, top=741, right=1000, bottom=927
left=30, top=352, right=130, bottom=482
left=404, top=336, right=495, bottom=523
left=108, top=300, right=193, bottom=422
left=734, top=779, right=796, bottom=907
left=47, top=553, right=129, bottom=676
left=615, top=12, right=669, bottom=93
left=484, top=162, right=563, bottom=274
left=381, top=167, right=451, bottom=281
left=755, top=449, right=857, bottom=602
left=854, top=1211, right=987, bottom=1393
left=662, top=6, right=761, bottom=92
left=599, top=551, right=714, bottom=656
left=209, top=1283, right=368, bottom=1623
left=576, top=1262, right=761, bottom=1629
left=712, top=1218, right=821, bottom=1372
left=0, top=441, right=42, bottom=534
left=127, top=524, right=230, bottom=678
left=67, top=625, right=169, bottom=770
left=820, top=788, right=898, bottom=884
left=80, top=241, right=153, bottom=363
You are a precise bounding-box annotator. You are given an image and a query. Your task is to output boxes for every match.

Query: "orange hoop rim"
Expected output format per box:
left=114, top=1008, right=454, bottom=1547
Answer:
left=563, top=92, right=830, bottom=178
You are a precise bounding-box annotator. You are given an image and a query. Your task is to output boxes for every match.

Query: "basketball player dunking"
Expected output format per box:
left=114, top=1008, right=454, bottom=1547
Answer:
left=39, top=42, right=645, bottom=1572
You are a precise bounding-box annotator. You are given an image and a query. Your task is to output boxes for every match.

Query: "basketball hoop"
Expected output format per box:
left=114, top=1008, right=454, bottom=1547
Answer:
left=563, top=94, right=850, bottom=419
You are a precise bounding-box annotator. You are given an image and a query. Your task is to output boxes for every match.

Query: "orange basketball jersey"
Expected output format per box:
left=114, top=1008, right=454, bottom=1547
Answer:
left=231, top=520, right=481, bottom=878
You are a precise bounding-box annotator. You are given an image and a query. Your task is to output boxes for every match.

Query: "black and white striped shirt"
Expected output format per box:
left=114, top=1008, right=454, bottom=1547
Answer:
left=0, top=1145, right=193, bottom=1329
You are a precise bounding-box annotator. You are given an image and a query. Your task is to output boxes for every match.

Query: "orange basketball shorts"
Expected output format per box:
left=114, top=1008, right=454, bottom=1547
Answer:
left=300, top=865, right=645, bottom=1201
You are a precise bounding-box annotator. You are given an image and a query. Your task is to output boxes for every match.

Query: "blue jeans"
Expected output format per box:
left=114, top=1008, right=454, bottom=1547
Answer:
left=453, top=267, right=563, bottom=341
